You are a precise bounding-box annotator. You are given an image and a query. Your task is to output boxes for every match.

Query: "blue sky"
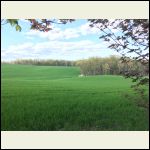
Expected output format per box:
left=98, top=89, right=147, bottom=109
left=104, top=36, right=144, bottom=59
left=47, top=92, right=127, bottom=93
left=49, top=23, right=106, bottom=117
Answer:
left=1, top=19, right=121, bottom=61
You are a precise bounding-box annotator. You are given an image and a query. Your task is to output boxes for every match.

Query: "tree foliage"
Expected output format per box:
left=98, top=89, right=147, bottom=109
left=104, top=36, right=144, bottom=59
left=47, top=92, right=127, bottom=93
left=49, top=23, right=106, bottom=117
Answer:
left=4, top=56, right=147, bottom=78
left=1, top=19, right=74, bottom=32
left=88, top=19, right=149, bottom=87
left=75, top=56, right=148, bottom=76
left=10, top=59, right=75, bottom=66
left=1, top=19, right=21, bottom=31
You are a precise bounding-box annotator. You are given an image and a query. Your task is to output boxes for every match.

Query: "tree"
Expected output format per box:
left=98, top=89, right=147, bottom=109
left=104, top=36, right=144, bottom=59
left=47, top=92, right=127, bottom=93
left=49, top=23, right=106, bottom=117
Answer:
left=103, top=63, right=110, bottom=75
left=88, top=19, right=149, bottom=85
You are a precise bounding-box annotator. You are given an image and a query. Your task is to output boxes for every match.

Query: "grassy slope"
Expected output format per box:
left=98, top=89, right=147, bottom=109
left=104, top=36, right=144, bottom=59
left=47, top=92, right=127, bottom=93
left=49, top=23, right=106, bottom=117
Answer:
left=1, top=64, right=149, bottom=131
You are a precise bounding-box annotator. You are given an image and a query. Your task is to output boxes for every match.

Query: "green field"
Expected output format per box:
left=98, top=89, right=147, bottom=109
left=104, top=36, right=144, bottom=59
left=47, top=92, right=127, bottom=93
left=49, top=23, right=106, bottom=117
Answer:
left=1, top=64, right=149, bottom=131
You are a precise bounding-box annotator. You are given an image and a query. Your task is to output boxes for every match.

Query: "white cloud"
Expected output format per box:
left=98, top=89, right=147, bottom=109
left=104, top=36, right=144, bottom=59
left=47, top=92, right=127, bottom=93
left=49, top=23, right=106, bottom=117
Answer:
left=79, top=22, right=99, bottom=35
left=1, top=40, right=120, bottom=61
left=24, top=22, right=100, bottom=41
left=8, top=42, right=33, bottom=51
left=24, top=21, right=121, bottom=43
left=25, top=27, right=80, bottom=41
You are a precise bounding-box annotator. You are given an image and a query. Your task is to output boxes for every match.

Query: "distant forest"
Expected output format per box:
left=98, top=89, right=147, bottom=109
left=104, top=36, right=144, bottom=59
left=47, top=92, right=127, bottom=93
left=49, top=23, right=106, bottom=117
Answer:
left=2, top=55, right=148, bottom=76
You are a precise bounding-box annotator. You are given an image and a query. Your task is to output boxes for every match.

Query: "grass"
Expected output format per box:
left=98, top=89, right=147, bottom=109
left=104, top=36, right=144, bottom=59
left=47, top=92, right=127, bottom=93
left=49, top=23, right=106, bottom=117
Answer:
left=1, top=64, right=149, bottom=131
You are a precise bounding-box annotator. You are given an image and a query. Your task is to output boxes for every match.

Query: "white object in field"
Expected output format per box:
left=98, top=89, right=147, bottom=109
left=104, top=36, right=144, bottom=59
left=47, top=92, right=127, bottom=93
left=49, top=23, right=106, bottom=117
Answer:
left=78, top=74, right=84, bottom=77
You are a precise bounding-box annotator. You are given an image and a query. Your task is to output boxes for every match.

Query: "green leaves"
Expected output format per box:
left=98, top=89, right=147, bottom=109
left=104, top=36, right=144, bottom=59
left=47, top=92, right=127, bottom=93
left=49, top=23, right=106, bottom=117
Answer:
left=15, top=25, right=21, bottom=32
left=7, top=19, right=18, bottom=26
left=6, top=19, right=21, bottom=32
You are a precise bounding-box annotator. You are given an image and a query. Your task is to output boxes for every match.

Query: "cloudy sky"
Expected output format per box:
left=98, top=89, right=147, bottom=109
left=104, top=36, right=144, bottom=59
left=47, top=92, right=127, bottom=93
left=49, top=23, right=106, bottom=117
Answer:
left=1, top=19, right=120, bottom=61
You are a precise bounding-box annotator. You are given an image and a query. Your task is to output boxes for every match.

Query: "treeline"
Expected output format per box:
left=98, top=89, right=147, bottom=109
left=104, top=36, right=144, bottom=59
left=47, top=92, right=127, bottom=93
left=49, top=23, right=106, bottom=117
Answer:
left=1, top=56, right=148, bottom=76
left=75, top=56, right=148, bottom=76
left=10, top=59, right=76, bottom=66
left=1, top=61, right=11, bottom=64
